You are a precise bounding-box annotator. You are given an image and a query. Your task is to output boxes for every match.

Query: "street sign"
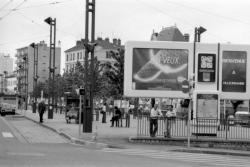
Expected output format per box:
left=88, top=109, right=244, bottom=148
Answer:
left=182, top=80, right=189, bottom=93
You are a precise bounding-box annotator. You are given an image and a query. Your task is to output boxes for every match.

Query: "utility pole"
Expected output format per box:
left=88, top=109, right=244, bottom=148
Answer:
left=30, top=43, right=39, bottom=113
left=83, top=0, right=96, bottom=133
left=44, top=17, right=56, bottom=119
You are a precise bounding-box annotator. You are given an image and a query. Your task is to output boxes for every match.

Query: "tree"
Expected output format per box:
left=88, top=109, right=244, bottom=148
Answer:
left=102, top=48, right=124, bottom=99
left=231, top=100, right=244, bottom=115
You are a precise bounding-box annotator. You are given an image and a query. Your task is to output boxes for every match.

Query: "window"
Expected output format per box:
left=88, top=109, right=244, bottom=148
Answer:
left=80, top=52, right=83, bottom=59
left=77, top=53, right=79, bottom=60
left=73, top=53, right=75, bottom=60
left=106, top=51, right=111, bottom=59
left=66, top=54, right=69, bottom=61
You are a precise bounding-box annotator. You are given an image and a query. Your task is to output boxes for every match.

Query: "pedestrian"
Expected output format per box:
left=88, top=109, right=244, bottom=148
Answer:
left=38, top=99, right=46, bottom=123
left=101, top=103, right=107, bottom=123
left=110, top=106, right=121, bottom=127
left=149, top=104, right=160, bottom=137
left=125, top=107, right=131, bottom=128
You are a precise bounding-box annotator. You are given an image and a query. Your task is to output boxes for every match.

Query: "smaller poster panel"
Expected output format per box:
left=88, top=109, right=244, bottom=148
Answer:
left=222, top=51, right=246, bottom=92
left=197, top=94, right=218, bottom=118
left=198, top=53, right=216, bottom=82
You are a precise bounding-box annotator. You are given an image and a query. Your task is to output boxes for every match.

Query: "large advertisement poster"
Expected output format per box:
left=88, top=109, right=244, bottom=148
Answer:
left=132, top=48, right=188, bottom=91
left=198, top=53, right=216, bottom=82
left=222, top=51, right=246, bottom=92
left=197, top=94, right=218, bottom=118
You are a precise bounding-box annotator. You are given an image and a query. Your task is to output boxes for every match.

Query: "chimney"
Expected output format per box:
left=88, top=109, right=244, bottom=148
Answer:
left=117, top=39, right=121, bottom=46
left=113, top=38, right=117, bottom=45
left=97, top=37, right=102, bottom=41
left=105, top=37, right=109, bottom=42
left=184, top=33, right=190, bottom=42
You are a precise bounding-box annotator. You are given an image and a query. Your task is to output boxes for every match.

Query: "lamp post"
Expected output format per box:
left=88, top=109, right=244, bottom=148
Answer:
left=44, top=17, right=56, bottom=119
left=83, top=0, right=96, bottom=133
left=30, top=43, right=39, bottom=113
left=194, top=26, right=206, bottom=42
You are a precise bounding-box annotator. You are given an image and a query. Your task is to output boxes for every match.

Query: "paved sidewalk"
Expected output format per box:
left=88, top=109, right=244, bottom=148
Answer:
left=17, top=109, right=138, bottom=148
left=15, top=109, right=250, bottom=156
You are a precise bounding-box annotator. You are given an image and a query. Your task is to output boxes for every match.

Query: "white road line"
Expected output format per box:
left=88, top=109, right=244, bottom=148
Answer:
left=101, top=148, right=250, bottom=167
left=7, top=152, right=45, bottom=156
left=2, top=132, right=14, bottom=138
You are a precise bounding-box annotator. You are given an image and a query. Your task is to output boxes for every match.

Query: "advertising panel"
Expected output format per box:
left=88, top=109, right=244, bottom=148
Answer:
left=197, top=53, right=216, bottom=82
left=197, top=94, right=218, bottom=118
left=222, top=51, right=246, bottom=92
left=132, top=48, right=188, bottom=91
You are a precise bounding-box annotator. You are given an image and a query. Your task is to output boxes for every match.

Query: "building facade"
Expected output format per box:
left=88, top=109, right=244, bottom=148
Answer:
left=64, top=37, right=122, bottom=72
left=16, top=41, right=61, bottom=99
left=0, top=53, right=14, bottom=74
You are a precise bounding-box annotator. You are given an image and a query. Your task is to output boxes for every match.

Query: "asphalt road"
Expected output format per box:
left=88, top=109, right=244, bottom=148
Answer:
left=0, top=115, right=250, bottom=167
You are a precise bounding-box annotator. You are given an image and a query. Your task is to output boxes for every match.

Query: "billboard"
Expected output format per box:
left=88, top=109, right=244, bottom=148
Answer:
left=132, top=48, right=188, bottom=91
left=222, top=51, right=246, bottom=92
left=124, top=41, right=193, bottom=98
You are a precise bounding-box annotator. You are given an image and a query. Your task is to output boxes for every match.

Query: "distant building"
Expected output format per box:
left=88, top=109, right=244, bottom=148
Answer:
left=0, top=53, right=14, bottom=74
left=151, top=26, right=189, bottom=42
left=16, top=41, right=61, bottom=98
left=64, top=37, right=123, bottom=72
left=5, top=73, right=17, bottom=94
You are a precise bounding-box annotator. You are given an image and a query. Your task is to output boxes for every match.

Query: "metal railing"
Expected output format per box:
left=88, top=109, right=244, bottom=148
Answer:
left=137, top=115, right=250, bottom=141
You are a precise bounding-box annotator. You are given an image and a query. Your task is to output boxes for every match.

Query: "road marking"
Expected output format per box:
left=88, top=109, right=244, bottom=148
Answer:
left=101, top=148, right=250, bottom=167
left=7, top=152, right=45, bottom=156
left=2, top=132, right=14, bottom=138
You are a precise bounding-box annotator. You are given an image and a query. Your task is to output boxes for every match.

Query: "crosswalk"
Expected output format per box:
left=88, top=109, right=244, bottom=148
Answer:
left=2, top=132, right=14, bottom=138
left=101, top=148, right=250, bottom=167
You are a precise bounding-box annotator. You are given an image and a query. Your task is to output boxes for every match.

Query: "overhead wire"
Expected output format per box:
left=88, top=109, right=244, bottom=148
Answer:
left=0, top=0, right=27, bottom=21
left=135, top=0, right=231, bottom=42
left=0, top=0, right=13, bottom=11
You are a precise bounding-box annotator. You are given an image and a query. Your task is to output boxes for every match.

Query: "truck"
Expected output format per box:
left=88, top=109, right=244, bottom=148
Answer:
left=0, top=94, right=18, bottom=116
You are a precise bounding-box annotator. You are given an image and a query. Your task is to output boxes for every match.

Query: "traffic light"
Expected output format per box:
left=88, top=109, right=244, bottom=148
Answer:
left=79, top=88, right=85, bottom=95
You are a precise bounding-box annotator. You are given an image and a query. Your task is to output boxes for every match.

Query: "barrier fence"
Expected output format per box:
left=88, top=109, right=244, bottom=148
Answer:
left=137, top=115, right=250, bottom=141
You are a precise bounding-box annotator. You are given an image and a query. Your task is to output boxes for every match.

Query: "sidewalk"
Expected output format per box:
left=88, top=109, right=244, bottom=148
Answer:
left=17, top=109, right=138, bottom=148
left=16, top=109, right=250, bottom=156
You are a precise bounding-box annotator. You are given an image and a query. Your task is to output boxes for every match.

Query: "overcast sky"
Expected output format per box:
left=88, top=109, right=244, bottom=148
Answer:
left=1, top=0, right=250, bottom=71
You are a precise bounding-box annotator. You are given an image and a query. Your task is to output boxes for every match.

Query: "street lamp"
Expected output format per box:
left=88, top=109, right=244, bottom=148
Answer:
left=83, top=0, right=96, bottom=133
left=44, top=17, right=56, bottom=119
left=194, top=26, right=206, bottom=42
left=30, top=42, right=39, bottom=113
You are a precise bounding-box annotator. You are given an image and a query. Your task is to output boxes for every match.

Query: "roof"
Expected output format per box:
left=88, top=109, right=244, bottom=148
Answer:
left=151, top=26, right=186, bottom=41
left=65, top=38, right=123, bottom=53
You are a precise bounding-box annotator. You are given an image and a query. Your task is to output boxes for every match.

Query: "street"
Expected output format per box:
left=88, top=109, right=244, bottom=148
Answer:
left=0, top=115, right=249, bottom=167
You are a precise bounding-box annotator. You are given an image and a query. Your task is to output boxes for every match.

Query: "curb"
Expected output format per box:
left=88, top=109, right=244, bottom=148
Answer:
left=173, top=148, right=250, bottom=157
left=20, top=114, right=113, bottom=149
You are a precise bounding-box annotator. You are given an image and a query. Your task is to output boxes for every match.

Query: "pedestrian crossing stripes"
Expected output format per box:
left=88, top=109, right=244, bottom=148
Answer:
left=101, top=148, right=250, bottom=167
left=2, top=132, right=14, bottom=138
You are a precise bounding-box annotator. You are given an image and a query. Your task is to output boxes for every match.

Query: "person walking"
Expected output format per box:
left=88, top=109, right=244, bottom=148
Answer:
left=110, top=106, right=121, bottom=127
left=149, top=104, right=160, bottom=137
left=101, top=103, right=107, bottom=123
left=38, top=99, right=46, bottom=123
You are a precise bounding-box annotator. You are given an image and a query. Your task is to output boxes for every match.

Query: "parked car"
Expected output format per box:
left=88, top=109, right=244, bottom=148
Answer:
left=234, top=111, right=250, bottom=127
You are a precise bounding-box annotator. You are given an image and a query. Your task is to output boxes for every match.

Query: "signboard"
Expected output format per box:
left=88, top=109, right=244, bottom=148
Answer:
left=197, top=94, right=218, bottom=118
left=197, top=53, right=216, bottom=82
left=182, top=80, right=189, bottom=93
left=132, top=48, right=188, bottom=91
left=222, top=51, right=246, bottom=92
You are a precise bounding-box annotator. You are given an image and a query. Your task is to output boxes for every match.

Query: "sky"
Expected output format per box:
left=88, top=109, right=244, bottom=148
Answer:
left=1, top=0, right=250, bottom=72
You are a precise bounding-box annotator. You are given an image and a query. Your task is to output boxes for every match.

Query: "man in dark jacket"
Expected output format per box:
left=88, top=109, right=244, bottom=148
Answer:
left=110, top=106, right=121, bottom=127
left=38, top=100, right=46, bottom=123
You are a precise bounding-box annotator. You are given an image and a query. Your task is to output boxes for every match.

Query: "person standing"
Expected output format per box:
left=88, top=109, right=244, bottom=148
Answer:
left=38, top=100, right=46, bottom=123
left=149, top=104, right=160, bottom=137
left=110, top=106, right=121, bottom=127
left=101, top=103, right=107, bottom=123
